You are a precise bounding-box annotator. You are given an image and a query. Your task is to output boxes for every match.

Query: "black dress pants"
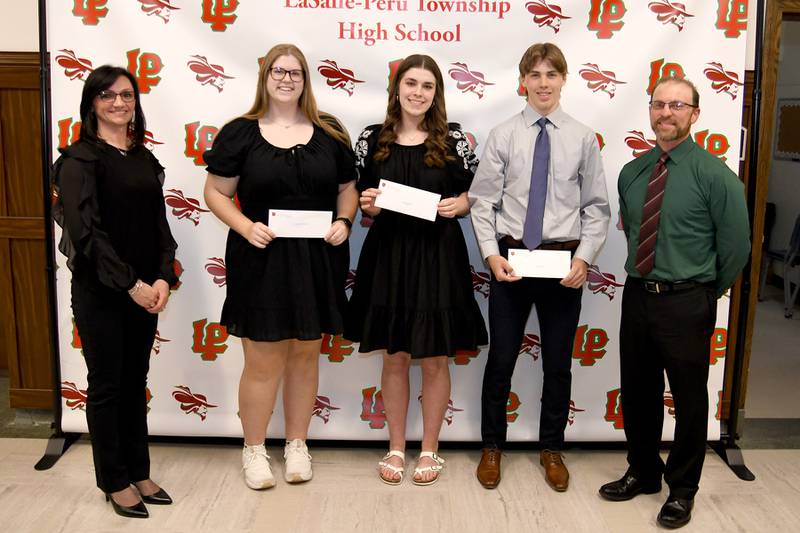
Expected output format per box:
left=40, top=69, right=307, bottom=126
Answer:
left=71, top=280, right=158, bottom=493
left=619, top=278, right=717, bottom=499
left=481, top=242, right=582, bottom=449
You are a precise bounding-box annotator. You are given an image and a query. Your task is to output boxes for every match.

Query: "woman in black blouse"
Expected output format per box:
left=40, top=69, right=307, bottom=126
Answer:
left=52, top=66, right=177, bottom=518
left=346, top=55, right=487, bottom=486
left=203, top=44, right=357, bottom=490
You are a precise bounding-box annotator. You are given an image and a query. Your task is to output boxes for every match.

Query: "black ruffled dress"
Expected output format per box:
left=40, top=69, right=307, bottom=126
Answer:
left=345, top=124, right=488, bottom=358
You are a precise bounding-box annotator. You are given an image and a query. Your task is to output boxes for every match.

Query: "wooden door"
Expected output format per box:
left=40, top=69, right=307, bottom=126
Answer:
left=0, top=51, right=53, bottom=408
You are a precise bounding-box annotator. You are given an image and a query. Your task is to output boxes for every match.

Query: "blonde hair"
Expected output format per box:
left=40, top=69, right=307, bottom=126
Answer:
left=242, top=43, right=350, bottom=146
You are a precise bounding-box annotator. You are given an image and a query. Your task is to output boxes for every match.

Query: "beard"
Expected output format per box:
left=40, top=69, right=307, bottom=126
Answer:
left=651, top=118, right=690, bottom=143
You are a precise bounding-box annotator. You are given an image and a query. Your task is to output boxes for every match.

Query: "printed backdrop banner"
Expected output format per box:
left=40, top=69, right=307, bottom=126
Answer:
left=48, top=0, right=749, bottom=441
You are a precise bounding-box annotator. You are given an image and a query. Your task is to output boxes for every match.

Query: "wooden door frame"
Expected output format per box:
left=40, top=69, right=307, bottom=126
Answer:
left=739, top=0, right=800, bottom=417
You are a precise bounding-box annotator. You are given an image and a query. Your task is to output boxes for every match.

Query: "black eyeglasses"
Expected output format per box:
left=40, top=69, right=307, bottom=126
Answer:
left=97, top=90, right=135, bottom=103
left=649, top=100, right=697, bottom=112
left=269, top=67, right=304, bottom=82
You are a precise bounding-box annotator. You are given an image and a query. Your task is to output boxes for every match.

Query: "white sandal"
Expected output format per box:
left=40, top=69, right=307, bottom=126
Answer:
left=378, top=450, right=405, bottom=485
left=412, top=451, right=445, bottom=486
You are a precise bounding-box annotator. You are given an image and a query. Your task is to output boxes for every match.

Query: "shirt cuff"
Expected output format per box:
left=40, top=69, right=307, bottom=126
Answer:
left=574, top=242, right=597, bottom=266
left=479, top=239, right=500, bottom=261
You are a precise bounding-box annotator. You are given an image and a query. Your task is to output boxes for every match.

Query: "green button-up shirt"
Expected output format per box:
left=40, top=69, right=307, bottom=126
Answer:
left=618, top=138, right=750, bottom=297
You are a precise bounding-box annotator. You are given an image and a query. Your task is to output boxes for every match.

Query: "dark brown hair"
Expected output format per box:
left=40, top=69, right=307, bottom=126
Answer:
left=374, top=54, right=451, bottom=168
left=518, top=42, right=568, bottom=78
left=79, top=65, right=146, bottom=147
left=651, top=76, right=700, bottom=107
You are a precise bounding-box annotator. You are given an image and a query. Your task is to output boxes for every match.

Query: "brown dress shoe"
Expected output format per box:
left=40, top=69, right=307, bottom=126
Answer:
left=477, top=447, right=502, bottom=489
left=540, top=450, right=569, bottom=492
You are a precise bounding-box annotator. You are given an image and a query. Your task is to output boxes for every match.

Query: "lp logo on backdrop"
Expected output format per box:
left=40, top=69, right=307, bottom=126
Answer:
left=588, top=0, right=626, bottom=39
left=72, top=0, right=108, bottom=25
left=201, top=0, right=239, bottom=32
left=646, top=58, right=685, bottom=96
left=126, top=49, right=163, bottom=94
left=716, top=0, right=748, bottom=38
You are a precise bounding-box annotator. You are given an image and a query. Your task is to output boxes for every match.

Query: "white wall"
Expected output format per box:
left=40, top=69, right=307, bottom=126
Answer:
left=766, top=20, right=800, bottom=284
left=0, top=0, right=38, bottom=51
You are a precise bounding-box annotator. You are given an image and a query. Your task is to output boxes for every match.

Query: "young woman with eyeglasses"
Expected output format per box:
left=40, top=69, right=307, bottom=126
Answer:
left=203, top=44, right=357, bottom=490
left=52, top=65, right=178, bottom=518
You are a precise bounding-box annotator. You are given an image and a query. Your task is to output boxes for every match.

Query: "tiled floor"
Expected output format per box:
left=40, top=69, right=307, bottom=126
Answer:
left=2, top=439, right=799, bottom=533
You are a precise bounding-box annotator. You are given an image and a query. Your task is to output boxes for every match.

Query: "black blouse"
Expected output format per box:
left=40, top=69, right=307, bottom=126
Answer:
left=52, top=140, right=178, bottom=292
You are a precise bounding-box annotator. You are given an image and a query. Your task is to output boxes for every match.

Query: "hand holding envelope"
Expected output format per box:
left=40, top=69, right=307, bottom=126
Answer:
left=374, top=179, right=441, bottom=221
left=507, top=249, right=571, bottom=279
left=268, top=209, right=333, bottom=238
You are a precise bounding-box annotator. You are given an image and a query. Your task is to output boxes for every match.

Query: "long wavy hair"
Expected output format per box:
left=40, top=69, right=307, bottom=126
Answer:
left=374, top=54, right=451, bottom=168
left=242, top=43, right=350, bottom=146
left=79, top=65, right=146, bottom=147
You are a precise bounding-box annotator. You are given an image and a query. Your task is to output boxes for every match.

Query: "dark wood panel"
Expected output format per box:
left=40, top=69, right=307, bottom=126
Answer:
left=0, top=239, right=15, bottom=373
left=1, top=89, right=43, bottom=217
left=9, top=388, right=52, bottom=409
left=0, top=217, right=45, bottom=239
left=0, top=100, right=5, bottom=217
left=0, top=51, right=49, bottom=403
left=721, top=70, right=755, bottom=419
left=0, top=52, right=39, bottom=89
left=10, top=240, right=51, bottom=393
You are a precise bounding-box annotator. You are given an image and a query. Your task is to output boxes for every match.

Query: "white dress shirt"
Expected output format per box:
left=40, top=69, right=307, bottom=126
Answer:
left=468, top=104, right=610, bottom=265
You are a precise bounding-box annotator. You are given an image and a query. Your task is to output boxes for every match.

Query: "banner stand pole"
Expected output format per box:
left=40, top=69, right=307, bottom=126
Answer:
left=35, top=0, right=80, bottom=471
left=710, top=0, right=765, bottom=483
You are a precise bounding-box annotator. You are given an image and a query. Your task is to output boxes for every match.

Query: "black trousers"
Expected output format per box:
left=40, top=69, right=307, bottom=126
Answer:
left=481, top=241, right=582, bottom=449
left=72, top=280, right=158, bottom=493
left=619, top=278, right=717, bottom=499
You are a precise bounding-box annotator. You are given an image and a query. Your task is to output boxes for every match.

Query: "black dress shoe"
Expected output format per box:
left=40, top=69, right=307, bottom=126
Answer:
left=105, top=494, right=149, bottom=518
left=599, top=472, right=661, bottom=501
left=140, top=487, right=173, bottom=505
left=657, top=496, right=693, bottom=529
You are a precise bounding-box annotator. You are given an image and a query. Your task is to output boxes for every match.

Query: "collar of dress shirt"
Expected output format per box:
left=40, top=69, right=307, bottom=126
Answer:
left=522, top=104, right=566, bottom=129
left=654, top=136, right=696, bottom=165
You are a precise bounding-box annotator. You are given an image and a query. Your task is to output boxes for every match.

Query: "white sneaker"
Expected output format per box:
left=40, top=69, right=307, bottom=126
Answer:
left=283, top=439, right=313, bottom=483
left=242, top=444, right=276, bottom=489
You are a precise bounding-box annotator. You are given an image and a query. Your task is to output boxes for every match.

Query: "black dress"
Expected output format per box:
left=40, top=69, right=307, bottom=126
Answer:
left=52, top=140, right=178, bottom=493
left=204, top=118, right=356, bottom=341
left=345, top=124, right=488, bottom=358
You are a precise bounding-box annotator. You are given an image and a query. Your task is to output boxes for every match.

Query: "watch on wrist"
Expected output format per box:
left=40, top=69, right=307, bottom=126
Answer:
left=334, top=217, right=352, bottom=230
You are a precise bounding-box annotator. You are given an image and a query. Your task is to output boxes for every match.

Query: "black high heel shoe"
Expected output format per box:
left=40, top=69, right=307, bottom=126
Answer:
left=105, top=493, right=149, bottom=518
left=139, top=487, right=173, bottom=505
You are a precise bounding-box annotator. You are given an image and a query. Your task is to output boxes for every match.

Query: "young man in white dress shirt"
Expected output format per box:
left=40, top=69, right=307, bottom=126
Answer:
left=469, top=42, right=610, bottom=491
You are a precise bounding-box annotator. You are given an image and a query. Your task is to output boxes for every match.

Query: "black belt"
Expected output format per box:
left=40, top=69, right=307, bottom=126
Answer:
left=630, top=277, right=714, bottom=294
left=500, top=236, right=580, bottom=251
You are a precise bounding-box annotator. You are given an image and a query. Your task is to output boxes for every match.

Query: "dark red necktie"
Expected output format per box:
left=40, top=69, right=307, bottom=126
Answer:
left=635, top=152, right=670, bottom=276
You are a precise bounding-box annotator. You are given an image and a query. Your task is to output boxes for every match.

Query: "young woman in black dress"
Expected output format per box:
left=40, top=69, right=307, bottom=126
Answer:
left=53, top=66, right=177, bottom=518
left=203, top=44, right=357, bottom=490
left=346, top=55, right=488, bottom=486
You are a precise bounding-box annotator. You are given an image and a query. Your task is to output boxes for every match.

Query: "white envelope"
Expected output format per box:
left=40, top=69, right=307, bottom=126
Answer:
left=507, top=249, right=571, bottom=278
left=374, top=179, right=441, bottom=222
left=267, top=209, right=332, bottom=238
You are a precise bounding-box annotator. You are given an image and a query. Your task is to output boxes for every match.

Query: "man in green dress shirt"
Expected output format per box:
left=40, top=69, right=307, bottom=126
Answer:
left=599, top=77, right=749, bottom=529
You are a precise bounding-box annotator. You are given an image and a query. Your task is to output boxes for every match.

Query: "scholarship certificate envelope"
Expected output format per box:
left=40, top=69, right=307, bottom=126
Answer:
left=374, top=179, right=441, bottom=222
left=268, top=209, right=332, bottom=238
left=507, top=249, right=571, bottom=278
